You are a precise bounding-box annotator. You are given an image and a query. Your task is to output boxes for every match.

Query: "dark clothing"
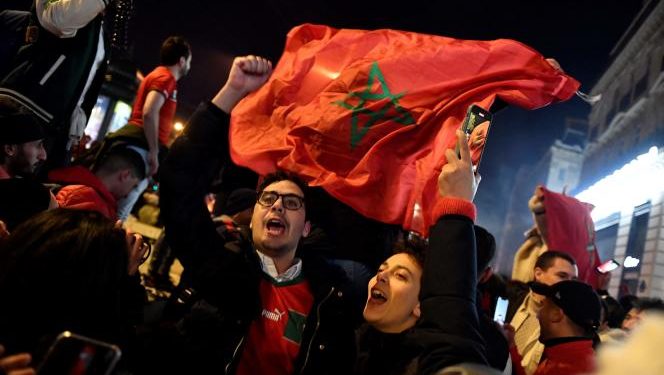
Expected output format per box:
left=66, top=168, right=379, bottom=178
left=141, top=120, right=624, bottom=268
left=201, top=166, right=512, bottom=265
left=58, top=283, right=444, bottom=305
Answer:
left=354, top=213, right=488, bottom=375
left=478, top=310, right=510, bottom=372
left=157, top=101, right=358, bottom=375
left=0, top=10, right=107, bottom=168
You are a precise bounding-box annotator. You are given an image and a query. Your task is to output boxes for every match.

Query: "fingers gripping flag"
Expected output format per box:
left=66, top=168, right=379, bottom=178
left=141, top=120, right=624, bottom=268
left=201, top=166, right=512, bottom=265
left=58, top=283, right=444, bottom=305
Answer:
left=230, top=24, right=579, bottom=235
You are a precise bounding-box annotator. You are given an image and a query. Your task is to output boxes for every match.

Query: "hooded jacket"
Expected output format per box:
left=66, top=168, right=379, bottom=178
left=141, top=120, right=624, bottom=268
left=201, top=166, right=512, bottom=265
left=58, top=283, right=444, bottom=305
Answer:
left=49, top=165, right=117, bottom=219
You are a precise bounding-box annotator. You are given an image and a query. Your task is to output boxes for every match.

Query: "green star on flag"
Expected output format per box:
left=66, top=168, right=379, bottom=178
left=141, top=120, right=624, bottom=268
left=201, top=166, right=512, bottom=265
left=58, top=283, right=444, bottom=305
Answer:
left=334, top=62, right=415, bottom=149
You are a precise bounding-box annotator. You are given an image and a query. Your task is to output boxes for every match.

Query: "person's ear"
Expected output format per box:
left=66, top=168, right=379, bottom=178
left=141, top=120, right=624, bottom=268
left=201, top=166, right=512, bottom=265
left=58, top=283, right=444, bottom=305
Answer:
left=534, top=267, right=543, bottom=282
left=4, top=144, right=17, bottom=157
left=413, top=302, right=421, bottom=319
left=118, top=169, right=132, bottom=182
left=550, top=306, right=565, bottom=323
left=179, top=56, right=186, bottom=68
left=302, top=221, right=311, bottom=238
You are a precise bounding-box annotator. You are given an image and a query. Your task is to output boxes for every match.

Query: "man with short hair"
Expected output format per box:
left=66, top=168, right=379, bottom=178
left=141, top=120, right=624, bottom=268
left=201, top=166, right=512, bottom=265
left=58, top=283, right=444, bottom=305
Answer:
left=49, top=147, right=145, bottom=219
left=526, top=280, right=601, bottom=375
left=105, top=35, right=192, bottom=219
left=508, top=250, right=578, bottom=375
left=0, top=101, right=47, bottom=179
left=156, top=56, right=357, bottom=375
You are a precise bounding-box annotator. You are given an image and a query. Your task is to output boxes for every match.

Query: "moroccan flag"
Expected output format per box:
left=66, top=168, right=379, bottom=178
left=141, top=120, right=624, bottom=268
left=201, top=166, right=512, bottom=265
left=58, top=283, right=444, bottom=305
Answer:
left=230, top=24, right=580, bottom=235
left=541, top=187, right=601, bottom=286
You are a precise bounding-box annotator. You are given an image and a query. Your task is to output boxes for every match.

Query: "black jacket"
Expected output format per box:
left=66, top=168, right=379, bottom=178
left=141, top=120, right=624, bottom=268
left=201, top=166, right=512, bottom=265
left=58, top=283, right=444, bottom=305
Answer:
left=158, top=101, right=358, bottom=375
left=355, top=214, right=488, bottom=375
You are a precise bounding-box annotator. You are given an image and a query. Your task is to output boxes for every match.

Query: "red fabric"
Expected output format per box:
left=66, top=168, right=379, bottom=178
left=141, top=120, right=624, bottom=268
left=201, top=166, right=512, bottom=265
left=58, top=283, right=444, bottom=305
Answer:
left=49, top=166, right=117, bottom=219
left=431, top=197, right=476, bottom=222
left=534, top=340, right=595, bottom=375
left=128, top=66, right=178, bottom=146
left=231, top=24, right=579, bottom=235
left=541, top=187, right=601, bottom=287
left=235, top=277, right=313, bottom=375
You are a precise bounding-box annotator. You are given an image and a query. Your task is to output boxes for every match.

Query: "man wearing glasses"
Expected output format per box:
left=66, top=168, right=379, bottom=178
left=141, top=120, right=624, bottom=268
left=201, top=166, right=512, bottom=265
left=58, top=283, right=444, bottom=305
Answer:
left=158, top=56, right=357, bottom=375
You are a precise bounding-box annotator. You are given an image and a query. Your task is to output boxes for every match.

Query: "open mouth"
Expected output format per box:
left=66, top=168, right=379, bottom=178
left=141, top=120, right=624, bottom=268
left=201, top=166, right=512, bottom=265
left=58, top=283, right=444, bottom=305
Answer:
left=369, top=288, right=388, bottom=305
left=266, top=218, right=286, bottom=236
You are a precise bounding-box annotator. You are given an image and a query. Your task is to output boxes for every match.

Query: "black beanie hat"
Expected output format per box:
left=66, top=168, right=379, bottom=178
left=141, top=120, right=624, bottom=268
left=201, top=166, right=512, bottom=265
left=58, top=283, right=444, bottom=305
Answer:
left=1, top=112, right=46, bottom=145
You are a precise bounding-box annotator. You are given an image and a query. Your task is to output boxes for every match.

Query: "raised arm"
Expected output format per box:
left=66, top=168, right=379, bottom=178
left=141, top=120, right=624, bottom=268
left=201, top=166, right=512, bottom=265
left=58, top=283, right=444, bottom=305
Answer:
left=159, top=56, right=271, bottom=294
left=416, top=130, right=488, bottom=374
left=35, top=0, right=107, bottom=38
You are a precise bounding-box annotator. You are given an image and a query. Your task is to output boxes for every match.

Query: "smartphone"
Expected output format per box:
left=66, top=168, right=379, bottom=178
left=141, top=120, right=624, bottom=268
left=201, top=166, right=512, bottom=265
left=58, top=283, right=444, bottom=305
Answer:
left=37, top=331, right=121, bottom=375
left=456, top=104, right=493, bottom=172
left=596, top=259, right=620, bottom=274
left=493, top=297, right=509, bottom=324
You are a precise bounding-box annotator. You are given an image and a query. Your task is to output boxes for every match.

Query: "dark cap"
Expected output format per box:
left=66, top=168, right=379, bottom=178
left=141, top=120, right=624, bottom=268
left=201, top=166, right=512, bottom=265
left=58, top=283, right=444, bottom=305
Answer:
left=529, top=280, right=601, bottom=330
left=0, top=112, right=46, bottom=145
left=224, top=188, right=257, bottom=216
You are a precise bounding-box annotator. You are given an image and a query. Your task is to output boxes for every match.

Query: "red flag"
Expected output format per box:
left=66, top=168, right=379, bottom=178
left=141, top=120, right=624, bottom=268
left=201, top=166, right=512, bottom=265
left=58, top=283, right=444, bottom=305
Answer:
left=541, top=187, right=601, bottom=286
left=230, top=24, right=579, bottom=235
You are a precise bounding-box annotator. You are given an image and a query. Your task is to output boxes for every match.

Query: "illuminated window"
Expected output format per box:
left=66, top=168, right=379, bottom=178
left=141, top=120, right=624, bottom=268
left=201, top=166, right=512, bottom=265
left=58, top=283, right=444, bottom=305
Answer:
left=576, top=147, right=663, bottom=222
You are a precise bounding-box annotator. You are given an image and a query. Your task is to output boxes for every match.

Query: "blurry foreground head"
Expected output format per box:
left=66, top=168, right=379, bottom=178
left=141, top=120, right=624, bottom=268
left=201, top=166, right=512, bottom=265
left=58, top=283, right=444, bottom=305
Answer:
left=0, top=209, right=130, bottom=354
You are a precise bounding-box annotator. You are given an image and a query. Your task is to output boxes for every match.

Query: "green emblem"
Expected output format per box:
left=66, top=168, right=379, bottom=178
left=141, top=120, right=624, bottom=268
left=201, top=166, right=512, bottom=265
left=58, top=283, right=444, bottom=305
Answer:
left=333, top=61, right=415, bottom=149
left=283, top=309, right=307, bottom=345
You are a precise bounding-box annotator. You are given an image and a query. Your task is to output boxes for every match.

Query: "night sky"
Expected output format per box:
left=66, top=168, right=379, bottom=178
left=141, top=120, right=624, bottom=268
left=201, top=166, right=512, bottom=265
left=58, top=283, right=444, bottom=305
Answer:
left=3, top=0, right=646, bottom=248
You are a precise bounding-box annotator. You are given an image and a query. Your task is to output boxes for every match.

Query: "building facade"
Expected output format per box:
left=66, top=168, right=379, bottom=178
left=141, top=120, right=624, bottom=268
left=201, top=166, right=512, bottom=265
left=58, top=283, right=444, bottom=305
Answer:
left=576, top=0, right=664, bottom=299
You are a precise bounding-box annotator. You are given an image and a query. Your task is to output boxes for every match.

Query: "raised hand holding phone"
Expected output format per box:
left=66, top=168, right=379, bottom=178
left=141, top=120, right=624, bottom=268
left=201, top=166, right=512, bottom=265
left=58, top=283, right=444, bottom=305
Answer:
left=455, top=104, right=493, bottom=173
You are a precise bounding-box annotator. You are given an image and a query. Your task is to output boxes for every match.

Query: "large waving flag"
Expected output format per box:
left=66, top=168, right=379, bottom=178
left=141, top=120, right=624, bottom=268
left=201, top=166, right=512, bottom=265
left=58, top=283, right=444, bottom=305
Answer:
left=230, top=24, right=579, bottom=235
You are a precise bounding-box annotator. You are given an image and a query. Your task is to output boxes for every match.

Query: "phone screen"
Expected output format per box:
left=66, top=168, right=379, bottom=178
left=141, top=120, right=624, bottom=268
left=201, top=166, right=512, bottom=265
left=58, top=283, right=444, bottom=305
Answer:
left=38, top=332, right=121, bottom=375
left=493, top=297, right=509, bottom=323
left=456, top=104, right=493, bottom=172
left=596, top=259, right=620, bottom=274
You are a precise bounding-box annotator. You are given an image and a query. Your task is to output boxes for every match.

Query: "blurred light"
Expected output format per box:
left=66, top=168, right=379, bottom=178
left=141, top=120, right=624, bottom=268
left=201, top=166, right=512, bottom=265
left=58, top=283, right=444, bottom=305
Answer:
left=624, top=256, right=640, bottom=268
left=576, top=147, right=663, bottom=221
left=174, top=122, right=184, bottom=132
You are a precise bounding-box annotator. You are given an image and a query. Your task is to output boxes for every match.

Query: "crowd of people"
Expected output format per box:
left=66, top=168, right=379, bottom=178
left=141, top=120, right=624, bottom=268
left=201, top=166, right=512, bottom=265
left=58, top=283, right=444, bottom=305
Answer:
left=1, top=1, right=663, bottom=375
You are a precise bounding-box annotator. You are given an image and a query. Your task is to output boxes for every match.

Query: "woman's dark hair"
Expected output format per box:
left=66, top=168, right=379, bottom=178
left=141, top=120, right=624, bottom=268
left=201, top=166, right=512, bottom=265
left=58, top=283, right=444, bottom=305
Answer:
left=0, top=209, right=130, bottom=355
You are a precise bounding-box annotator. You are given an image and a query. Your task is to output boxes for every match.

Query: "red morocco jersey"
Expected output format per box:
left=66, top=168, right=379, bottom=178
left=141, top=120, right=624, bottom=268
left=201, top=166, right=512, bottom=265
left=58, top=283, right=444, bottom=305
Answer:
left=235, top=276, right=314, bottom=375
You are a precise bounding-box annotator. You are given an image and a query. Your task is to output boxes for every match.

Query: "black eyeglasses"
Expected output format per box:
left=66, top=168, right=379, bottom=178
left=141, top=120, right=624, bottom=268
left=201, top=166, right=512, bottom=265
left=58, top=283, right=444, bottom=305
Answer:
left=140, top=241, right=152, bottom=264
left=257, top=191, right=305, bottom=210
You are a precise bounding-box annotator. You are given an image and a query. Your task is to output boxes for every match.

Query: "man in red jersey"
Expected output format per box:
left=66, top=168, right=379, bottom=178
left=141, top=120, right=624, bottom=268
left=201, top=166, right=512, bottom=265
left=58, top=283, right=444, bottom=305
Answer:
left=104, top=35, right=192, bottom=219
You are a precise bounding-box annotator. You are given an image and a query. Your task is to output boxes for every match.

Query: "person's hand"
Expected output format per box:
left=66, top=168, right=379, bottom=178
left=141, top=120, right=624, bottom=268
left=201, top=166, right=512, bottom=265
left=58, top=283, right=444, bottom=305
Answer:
left=545, top=58, right=564, bottom=73
left=597, top=270, right=612, bottom=290
left=498, top=323, right=516, bottom=347
left=125, top=232, right=150, bottom=276
left=213, top=55, right=273, bottom=113
left=147, top=149, right=159, bottom=177
left=0, top=345, right=35, bottom=375
left=226, top=55, right=272, bottom=96
left=439, top=130, right=481, bottom=201
left=528, top=185, right=545, bottom=214
left=0, top=220, right=9, bottom=240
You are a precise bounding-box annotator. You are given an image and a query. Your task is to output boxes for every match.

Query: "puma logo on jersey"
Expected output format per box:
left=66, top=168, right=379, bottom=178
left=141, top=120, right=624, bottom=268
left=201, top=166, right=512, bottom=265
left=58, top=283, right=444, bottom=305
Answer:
left=262, top=308, right=286, bottom=322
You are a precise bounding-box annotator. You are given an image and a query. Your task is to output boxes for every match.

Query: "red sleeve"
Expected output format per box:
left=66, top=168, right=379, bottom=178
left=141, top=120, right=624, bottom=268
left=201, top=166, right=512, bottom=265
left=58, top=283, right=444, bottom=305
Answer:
left=146, top=73, right=176, bottom=99
left=510, top=345, right=527, bottom=375
left=431, top=196, right=476, bottom=222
